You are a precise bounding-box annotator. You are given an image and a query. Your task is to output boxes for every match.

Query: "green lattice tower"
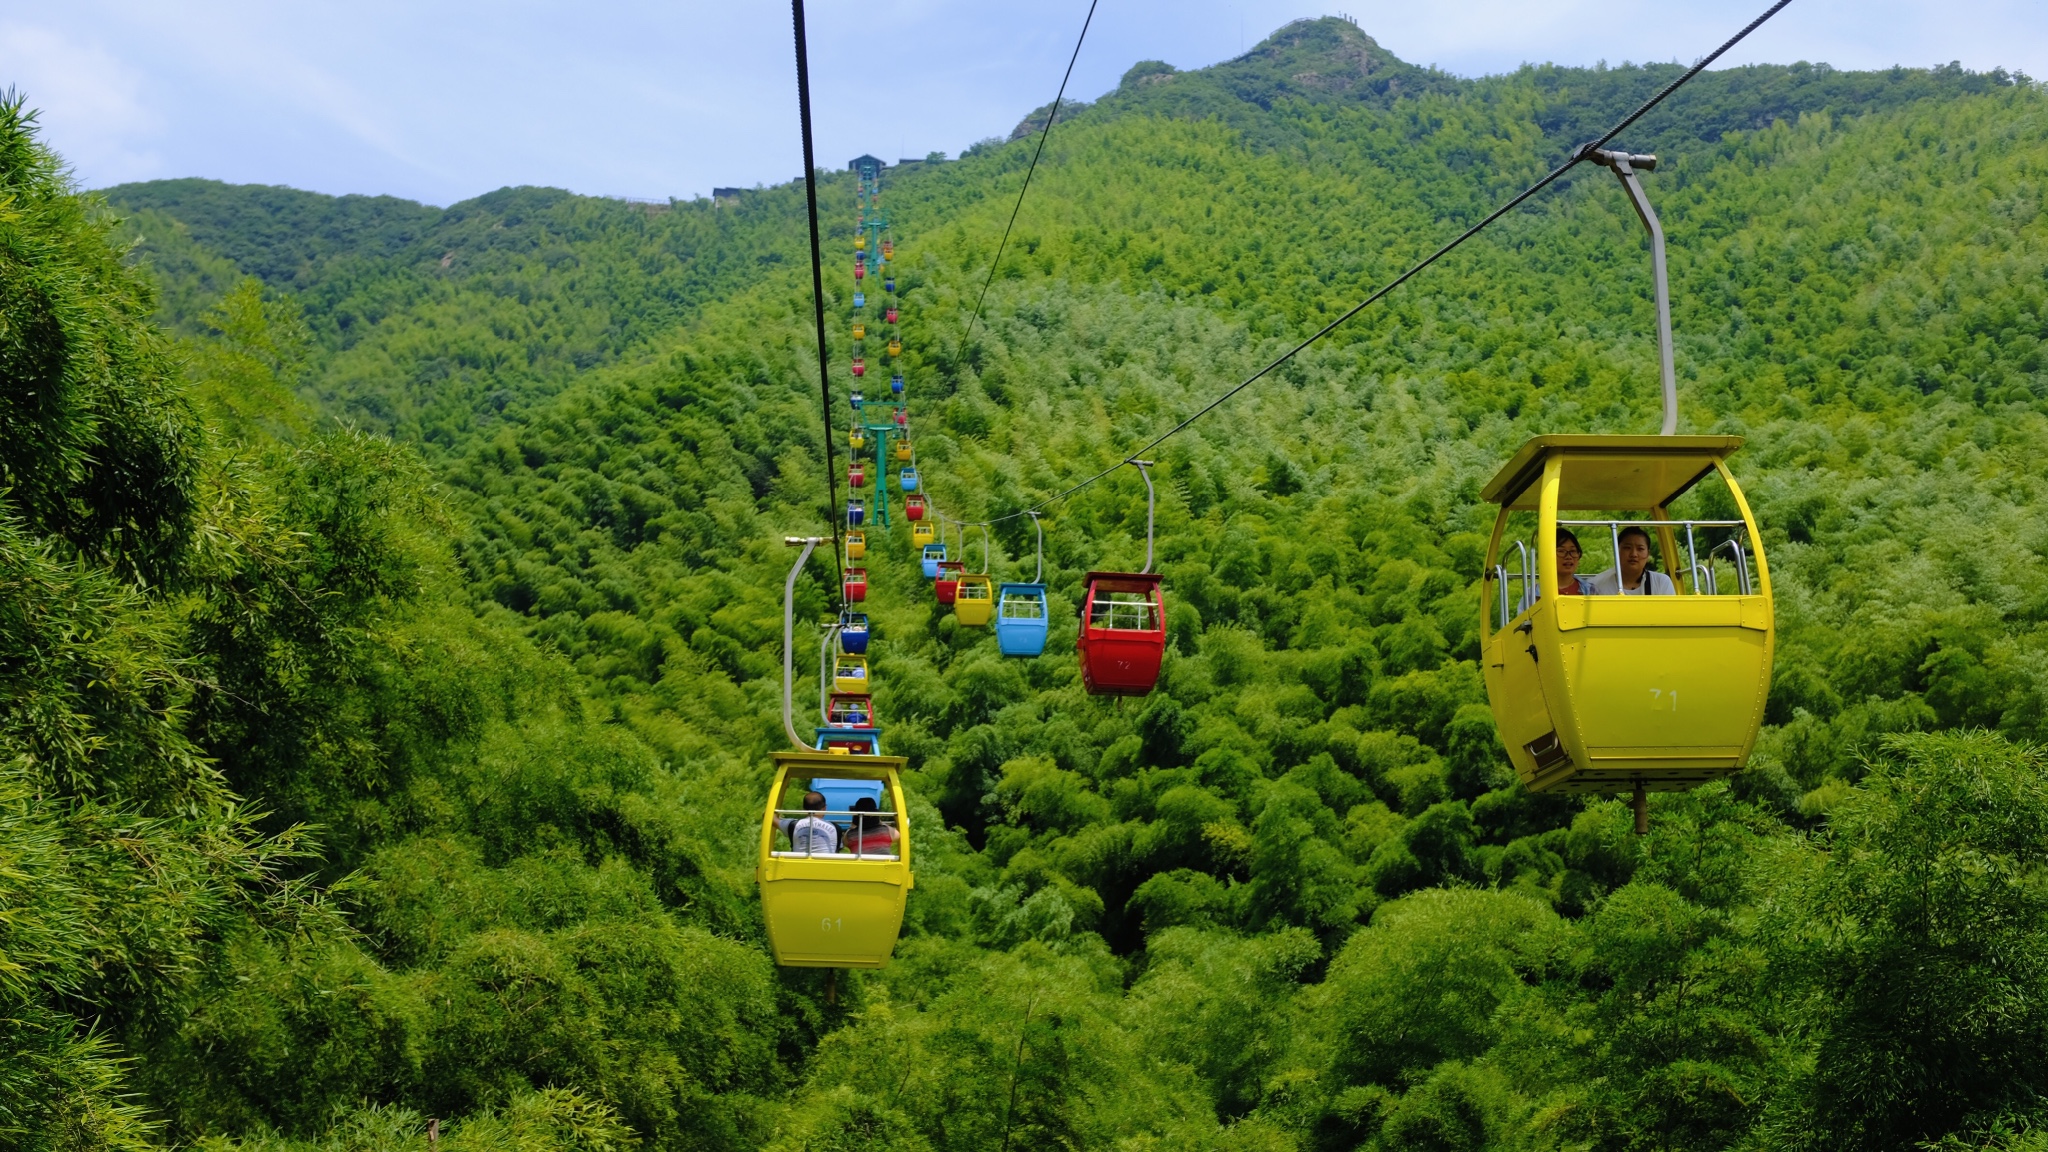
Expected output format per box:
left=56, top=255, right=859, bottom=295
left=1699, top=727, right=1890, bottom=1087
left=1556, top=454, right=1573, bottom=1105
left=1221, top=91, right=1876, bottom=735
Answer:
left=848, top=169, right=898, bottom=526
left=853, top=401, right=906, bottom=527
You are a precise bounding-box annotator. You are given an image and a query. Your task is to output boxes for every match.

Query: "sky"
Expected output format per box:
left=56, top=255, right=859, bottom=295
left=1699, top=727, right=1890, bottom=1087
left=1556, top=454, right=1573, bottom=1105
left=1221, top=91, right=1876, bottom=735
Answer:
left=2, top=0, right=2042, bottom=207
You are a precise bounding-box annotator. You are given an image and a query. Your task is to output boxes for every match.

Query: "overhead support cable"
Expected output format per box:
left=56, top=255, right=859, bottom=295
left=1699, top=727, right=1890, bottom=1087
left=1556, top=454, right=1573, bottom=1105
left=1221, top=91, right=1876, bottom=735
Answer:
left=791, top=0, right=846, bottom=600
left=953, top=0, right=1101, bottom=364
left=935, top=0, right=1797, bottom=528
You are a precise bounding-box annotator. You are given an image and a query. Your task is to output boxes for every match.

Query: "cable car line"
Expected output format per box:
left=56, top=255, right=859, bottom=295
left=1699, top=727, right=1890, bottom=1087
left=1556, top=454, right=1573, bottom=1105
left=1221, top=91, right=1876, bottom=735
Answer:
left=790, top=0, right=846, bottom=601
left=760, top=1, right=1802, bottom=962
left=865, top=0, right=1091, bottom=641
left=953, top=0, right=1102, bottom=365
left=928, top=0, right=1796, bottom=529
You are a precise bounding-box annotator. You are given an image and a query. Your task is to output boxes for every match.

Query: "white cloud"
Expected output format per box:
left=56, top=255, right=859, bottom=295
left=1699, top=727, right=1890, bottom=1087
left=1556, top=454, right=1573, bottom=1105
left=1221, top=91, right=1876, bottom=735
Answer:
left=0, top=23, right=163, bottom=182
left=99, top=2, right=445, bottom=181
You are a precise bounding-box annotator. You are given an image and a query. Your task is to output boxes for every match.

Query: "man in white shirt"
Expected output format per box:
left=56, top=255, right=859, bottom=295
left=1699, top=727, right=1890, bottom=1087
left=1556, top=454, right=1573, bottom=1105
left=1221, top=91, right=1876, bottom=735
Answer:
left=1585, top=525, right=1677, bottom=596
left=780, top=790, right=840, bottom=854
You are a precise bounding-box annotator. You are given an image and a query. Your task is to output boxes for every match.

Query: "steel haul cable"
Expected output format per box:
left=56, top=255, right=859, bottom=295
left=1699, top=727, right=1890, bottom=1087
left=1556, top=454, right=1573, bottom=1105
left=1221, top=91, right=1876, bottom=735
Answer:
left=953, top=0, right=1102, bottom=365
left=906, top=0, right=1103, bottom=547
left=790, top=0, right=846, bottom=601
left=931, top=0, right=1797, bottom=529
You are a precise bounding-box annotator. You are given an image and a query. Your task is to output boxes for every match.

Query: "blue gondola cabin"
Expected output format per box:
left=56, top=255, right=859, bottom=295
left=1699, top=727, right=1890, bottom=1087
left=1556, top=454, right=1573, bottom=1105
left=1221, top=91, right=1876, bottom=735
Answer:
left=997, top=583, right=1049, bottom=657
left=839, top=612, right=870, bottom=654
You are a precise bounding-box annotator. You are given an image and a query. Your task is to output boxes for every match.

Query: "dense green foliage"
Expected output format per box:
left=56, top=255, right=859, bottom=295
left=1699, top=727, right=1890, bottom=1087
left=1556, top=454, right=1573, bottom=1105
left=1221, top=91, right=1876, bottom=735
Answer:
left=6, top=18, right=2048, bottom=1149
left=112, top=177, right=822, bottom=448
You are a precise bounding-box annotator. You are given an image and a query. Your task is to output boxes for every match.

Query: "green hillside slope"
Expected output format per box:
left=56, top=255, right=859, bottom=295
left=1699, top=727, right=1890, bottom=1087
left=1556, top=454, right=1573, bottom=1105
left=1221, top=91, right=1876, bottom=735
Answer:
left=107, top=178, right=824, bottom=448
left=4, top=18, right=2046, bottom=1151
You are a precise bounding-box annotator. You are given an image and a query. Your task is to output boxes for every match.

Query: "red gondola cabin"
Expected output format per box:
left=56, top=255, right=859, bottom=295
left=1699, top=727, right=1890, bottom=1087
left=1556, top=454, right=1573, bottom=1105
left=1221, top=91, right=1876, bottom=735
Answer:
left=935, top=561, right=963, bottom=605
left=844, top=568, right=868, bottom=602
left=1077, top=571, right=1166, bottom=696
left=826, top=693, right=874, bottom=728
left=904, top=494, right=927, bottom=521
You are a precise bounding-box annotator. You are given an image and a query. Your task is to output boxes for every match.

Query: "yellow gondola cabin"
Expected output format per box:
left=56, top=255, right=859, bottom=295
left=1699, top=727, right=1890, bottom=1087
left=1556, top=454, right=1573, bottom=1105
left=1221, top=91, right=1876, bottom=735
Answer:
left=834, top=653, right=870, bottom=694
left=1480, top=435, right=1773, bottom=802
left=756, top=751, right=912, bottom=968
left=954, top=574, right=993, bottom=626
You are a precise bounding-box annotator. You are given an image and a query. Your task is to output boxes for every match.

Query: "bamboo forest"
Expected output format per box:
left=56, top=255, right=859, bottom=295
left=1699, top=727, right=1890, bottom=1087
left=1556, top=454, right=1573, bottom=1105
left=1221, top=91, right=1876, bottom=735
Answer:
left=6, top=13, right=2048, bottom=1152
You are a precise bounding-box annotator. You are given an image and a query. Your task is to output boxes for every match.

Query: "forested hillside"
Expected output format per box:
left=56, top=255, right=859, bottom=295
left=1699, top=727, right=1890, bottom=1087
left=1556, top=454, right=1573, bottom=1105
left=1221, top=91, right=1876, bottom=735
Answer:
left=6, top=17, right=2048, bottom=1151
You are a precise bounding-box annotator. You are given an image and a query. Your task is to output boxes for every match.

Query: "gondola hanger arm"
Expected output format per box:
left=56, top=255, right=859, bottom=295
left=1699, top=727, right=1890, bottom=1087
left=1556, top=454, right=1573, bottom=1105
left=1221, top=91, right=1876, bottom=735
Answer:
left=1582, top=148, right=1678, bottom=435
left=781, top=536, right=829, bottom=750
left=1128, top=459, right=1156, bottom=575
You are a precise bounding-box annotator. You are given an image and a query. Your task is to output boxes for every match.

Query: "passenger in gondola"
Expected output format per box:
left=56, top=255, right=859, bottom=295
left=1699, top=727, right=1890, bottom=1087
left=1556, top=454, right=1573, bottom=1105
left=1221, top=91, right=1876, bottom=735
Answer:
left=1586, top=525, right=1675, bottom=595
left=780, top=791, right=839, bottom=854
left=1554, top=528, right=1594, bottom=596
left=844, top=796, right=898, bottom=856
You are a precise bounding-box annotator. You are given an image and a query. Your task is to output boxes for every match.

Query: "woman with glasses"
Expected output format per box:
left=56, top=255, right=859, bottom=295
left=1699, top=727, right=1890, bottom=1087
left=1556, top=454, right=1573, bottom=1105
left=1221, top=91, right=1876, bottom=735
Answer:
left=1554, top=528, right=1595, bottom=596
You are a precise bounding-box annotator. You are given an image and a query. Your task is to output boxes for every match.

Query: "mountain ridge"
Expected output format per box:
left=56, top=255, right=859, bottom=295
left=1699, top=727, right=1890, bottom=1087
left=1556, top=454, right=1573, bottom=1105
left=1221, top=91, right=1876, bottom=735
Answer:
left=101, top=27, right=2026, bottom=453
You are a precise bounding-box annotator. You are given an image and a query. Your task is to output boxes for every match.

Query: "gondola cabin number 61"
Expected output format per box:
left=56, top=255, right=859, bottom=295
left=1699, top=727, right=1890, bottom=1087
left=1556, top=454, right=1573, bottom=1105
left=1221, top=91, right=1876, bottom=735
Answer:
left=756, top=751, right=913, bottom=969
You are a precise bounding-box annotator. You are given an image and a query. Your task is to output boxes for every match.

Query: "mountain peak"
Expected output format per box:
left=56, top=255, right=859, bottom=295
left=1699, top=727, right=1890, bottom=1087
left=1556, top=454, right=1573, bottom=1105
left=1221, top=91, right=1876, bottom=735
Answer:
left=1202, top=15, right=1436, bottom=104
left=1242, top=15, right=1404, bottom=71
left=1050, top=15, right=1447, bottom=133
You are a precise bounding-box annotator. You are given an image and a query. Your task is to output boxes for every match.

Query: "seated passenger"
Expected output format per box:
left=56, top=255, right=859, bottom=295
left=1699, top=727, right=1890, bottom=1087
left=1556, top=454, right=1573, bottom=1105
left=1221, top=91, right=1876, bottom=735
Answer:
left=1585, top=526, right=1677, bottom=596
left=1554, top=528, right=1593, bottom=596
left=843, top=796, right=898, bottom=856
left=780, top=791, right=839, bottom=854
